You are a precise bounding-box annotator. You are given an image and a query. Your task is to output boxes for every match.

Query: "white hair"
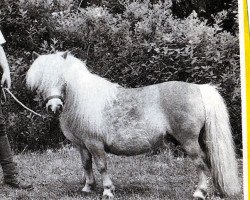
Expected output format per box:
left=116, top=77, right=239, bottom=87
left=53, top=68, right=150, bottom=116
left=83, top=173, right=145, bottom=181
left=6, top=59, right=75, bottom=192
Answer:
left=63, top=55, right=119, bottom=135
left=26, top=52, right=119, bottom=135
left=26, top=53, right=67, bottom=94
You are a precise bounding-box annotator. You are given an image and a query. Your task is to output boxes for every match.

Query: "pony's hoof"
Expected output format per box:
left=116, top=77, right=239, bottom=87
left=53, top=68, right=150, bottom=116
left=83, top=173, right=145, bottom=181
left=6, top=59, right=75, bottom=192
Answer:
left=102, top=190, right=114, bottom=199
left=193, top=189, right=207, bottom=200
left=82, top=185, right=94, bottom=193
left=102, top=194, right=114, bottom=199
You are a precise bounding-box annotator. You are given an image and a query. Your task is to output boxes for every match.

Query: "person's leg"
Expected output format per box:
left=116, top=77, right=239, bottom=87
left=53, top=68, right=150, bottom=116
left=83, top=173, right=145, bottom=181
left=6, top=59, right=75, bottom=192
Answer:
left=0, top=103, right=32, bottom=189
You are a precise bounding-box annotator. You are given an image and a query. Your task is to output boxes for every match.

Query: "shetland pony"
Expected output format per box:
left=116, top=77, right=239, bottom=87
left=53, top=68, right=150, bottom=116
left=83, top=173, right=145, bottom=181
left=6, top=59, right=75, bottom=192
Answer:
left=26, top=52, right=240, bottom=199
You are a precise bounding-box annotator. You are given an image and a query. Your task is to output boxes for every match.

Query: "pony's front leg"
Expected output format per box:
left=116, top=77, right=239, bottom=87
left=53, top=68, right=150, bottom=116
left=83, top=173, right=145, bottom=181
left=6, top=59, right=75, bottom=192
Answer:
left=87, top=142, right=115, bottom=199
left=78, top=147, right=96, bottom=193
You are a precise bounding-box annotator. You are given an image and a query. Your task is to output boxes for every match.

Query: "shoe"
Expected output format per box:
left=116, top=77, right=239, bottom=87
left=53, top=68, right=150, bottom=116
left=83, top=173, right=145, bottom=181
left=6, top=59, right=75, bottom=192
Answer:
left=4, top=176, right=33, bottom=190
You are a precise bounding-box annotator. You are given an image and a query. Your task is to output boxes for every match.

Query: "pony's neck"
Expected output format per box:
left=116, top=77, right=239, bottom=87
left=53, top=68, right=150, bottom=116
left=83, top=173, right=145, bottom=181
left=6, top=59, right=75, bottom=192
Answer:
left=63, top=55, right=119, bottom=134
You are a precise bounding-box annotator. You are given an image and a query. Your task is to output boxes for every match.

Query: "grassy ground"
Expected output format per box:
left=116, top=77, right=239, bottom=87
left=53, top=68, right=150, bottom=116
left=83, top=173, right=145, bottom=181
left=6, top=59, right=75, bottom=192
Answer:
left=0, top=146, right=244, bottom=200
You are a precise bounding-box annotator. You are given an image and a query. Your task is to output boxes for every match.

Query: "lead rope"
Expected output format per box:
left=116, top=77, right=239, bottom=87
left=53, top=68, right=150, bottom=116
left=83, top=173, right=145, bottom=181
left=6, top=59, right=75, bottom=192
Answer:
left=2, top=88, right=43, bottom=118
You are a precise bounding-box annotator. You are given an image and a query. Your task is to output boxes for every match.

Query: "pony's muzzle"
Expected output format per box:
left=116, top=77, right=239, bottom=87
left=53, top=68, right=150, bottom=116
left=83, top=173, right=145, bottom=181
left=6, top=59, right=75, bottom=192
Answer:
left=47, top=104, right=63, bottom=114
left=46, top=99, right=63, bottom=115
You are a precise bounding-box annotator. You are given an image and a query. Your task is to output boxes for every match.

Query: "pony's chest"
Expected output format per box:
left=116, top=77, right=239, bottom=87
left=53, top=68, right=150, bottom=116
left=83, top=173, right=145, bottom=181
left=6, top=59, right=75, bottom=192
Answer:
left=59, top=115, right=87, bottom=146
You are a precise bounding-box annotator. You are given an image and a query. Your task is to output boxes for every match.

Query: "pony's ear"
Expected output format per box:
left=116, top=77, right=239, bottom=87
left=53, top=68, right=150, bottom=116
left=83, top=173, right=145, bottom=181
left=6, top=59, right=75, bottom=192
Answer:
left=61, top=51, right=69, bottom=59
left=32, top=52, right=40, bottom=60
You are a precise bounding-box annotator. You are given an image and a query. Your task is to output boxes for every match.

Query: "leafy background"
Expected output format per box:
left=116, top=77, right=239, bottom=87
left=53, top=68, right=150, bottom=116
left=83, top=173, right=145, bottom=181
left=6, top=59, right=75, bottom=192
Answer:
left=0, top=0, right=241, bottom=154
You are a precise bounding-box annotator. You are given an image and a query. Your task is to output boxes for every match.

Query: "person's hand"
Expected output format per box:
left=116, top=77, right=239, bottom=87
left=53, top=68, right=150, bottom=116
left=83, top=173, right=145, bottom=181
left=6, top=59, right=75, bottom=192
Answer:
left=1, top=70, right=11, bottom=89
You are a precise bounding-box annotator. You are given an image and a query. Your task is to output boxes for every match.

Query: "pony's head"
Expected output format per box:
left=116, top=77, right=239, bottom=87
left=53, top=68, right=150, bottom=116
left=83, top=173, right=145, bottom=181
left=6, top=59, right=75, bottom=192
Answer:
left=26, top=51, right=69, bottom=114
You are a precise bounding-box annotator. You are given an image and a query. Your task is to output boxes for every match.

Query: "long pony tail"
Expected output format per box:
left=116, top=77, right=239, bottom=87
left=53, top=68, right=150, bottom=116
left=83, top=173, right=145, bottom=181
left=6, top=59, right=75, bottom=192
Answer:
left=199, top=84, right=240, bottom=196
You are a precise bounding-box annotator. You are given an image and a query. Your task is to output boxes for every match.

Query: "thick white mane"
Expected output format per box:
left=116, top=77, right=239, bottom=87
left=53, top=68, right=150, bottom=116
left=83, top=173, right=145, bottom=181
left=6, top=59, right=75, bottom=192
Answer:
left=27, top=52, right=119, bottom=134
left=26, top=53, right=67, bottom=93
left=63, top=55, right=119, bottom=134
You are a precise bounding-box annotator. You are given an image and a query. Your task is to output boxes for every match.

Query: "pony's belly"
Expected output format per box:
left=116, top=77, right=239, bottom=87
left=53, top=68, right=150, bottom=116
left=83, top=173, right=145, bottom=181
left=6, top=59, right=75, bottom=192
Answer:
left=105, top=128, right=165, bottom=156
left=104, top=102, right=168, bottom=156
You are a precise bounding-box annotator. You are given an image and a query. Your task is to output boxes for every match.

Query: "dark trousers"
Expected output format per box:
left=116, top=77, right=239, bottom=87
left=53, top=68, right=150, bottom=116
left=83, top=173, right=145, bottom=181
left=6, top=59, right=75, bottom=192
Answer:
left=0, top=103, right=17, bottom=178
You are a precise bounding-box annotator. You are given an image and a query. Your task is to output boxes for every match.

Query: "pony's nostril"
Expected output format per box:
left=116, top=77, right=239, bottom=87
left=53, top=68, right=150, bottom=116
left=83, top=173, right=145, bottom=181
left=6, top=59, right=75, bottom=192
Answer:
left=58, top=104, right=63, bottom=112
left=47, top=105, right=53, bottom=112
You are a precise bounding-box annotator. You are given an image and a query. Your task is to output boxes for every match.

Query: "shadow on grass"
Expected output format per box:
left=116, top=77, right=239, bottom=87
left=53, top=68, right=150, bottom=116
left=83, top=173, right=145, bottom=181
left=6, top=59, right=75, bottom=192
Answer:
left=41, top=180, right=104, bottom=199
left=113, top=180, right=191, bottom=200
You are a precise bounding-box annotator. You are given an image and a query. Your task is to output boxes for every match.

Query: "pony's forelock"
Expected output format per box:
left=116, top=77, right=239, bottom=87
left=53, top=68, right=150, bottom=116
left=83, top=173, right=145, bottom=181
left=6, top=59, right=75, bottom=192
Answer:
left=26, top=53, right=67, bottom=94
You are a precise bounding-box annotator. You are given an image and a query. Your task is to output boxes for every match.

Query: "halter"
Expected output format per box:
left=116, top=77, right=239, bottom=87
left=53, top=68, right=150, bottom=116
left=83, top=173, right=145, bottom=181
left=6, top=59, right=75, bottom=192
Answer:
left=44, top=95, right=64, bottom=105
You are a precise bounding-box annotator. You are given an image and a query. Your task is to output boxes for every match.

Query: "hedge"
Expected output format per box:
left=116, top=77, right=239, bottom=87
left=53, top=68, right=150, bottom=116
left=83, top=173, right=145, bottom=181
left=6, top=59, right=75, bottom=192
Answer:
left=0, top=0, right=241, bottom=154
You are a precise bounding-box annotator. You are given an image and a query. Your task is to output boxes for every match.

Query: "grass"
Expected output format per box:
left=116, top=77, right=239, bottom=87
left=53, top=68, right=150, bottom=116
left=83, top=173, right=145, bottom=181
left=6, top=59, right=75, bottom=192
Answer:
left=0, top=145, right=244, bottom=200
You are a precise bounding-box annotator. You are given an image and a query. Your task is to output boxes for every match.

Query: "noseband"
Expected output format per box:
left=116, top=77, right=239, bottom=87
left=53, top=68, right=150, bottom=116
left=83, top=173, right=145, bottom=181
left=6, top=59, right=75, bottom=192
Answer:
left=44, top=95, right=64, bottom=105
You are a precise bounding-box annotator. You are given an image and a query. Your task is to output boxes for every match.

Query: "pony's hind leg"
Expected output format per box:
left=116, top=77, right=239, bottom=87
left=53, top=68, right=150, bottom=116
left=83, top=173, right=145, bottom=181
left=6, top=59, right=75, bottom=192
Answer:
left=86, top=141, right=115, bottom=199
left=183, top=139, right=208, bottom=200
left=78, top=147, right=96, bottom=193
